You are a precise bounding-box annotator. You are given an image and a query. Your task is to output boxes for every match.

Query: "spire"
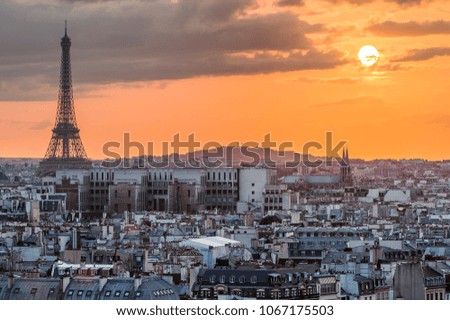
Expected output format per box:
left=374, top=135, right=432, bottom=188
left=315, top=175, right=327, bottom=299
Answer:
left=37, top=25, right=91, bottom=177
left=65, top=20, right=67, bottom=36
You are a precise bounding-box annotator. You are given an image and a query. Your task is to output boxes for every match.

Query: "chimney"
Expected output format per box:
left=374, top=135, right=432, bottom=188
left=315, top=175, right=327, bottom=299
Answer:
left=72, top=229, right=77, bottom=250
left=99, top=277, right=108, bottom=292
left=62, top=276, right=71, bottom=293
left=7, top=274, right=15, bottom=289
left=134, top=276, right=142, bottom=291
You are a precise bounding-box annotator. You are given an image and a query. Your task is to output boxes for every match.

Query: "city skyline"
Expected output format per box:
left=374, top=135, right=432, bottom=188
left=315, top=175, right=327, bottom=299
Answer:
left=1, top=0, right=450, bottom=160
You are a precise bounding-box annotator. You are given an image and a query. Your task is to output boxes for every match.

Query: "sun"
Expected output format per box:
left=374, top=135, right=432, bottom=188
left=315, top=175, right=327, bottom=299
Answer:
left=358, top=45, right=380, bottom=67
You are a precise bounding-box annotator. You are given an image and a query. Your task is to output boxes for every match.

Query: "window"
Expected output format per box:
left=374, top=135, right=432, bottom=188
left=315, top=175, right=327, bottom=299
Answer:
left=230, top=276, right=235, bottom=284
left=256, top=290, right=266, bottom=298
left=231, top=289, right=242, bottom=296
left=68, top=290, right=74, bottom=296
left=250, top=276, right=257, bottom=284
left=77, top=290, right=84, bottom=296
left=115, top=291, right=121, bottom=297
left=239, top=276, right=245, bottom=284
left=285, top=289, right=290, bottom=297
left=220, top=275, right=226, bottom=283
left=124, top=291, right=130, bottom=297
left=86, top=291, right=92, bottom=297
left=271, top=290, right=281, bottom=299
left=135, top=291, right=142, bottom=297
left=210, top=275, right=216, bottom=283
left=30, top=288, right=37, bottom=294
left=105, top=291, right=111, bottom=297
left=201, top=289, right=211, bottom=298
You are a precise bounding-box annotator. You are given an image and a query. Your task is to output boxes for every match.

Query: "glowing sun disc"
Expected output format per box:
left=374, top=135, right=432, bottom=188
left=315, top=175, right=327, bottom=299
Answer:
left=358, top=45, right=379, bottom=67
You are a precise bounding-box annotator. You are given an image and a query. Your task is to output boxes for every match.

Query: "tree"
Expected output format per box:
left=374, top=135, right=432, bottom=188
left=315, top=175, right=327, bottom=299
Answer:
left=259, top=215, right=281, bottom=225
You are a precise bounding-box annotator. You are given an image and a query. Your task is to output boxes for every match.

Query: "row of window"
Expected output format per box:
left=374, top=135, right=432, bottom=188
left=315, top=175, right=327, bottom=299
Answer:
left=67, top=288, right=175, bottom=298
left=11, top=287, right=55, bottom=295
left=376, top=291, right=390, bottom=300
left=426, top=291, right=444, bottom=300
left=265, top=197, right=283, bottom=203
left=289, top=240, right=347, bottom=247
left=265, top=205, right=283, bottom=210
left=105, top=290, right=132, bottom=298
left=68, top=289, right=96, bottom=297
left=206, top=189, right=236, bottom=195
left=297, top=232, right=360, bottom=237
left=153, top=289, right=175, bottom=297
left=207, top=182, right=236, bottom=187
left=205, top=197, right=236, bottom=203
left=208, top=275, right=258, bottom=284
left=149, top=172, right=173, bottom=181
left=207, top=172, right=237, bottom=181
left=148, top=189, right=168, bottom=195
left=91, top=172, right=114, bottom=181
left=200, top=287, right=316, bottom=299
left=113, top=190, right=132, bottom=198
left=425, top=278, right=444, bottom=286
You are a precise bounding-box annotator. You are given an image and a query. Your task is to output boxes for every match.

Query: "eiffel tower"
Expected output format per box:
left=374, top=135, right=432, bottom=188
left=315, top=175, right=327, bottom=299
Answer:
left=37, top=23, right=91, bottom=177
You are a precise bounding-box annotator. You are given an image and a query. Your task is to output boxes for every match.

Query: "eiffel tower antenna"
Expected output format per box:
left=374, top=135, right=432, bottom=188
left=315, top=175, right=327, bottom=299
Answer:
left=37, top=23, right=91, bottom=177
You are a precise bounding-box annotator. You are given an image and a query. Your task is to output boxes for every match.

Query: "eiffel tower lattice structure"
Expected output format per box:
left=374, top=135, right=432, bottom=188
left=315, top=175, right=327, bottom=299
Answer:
left=37, top=23, right=91, bottom=177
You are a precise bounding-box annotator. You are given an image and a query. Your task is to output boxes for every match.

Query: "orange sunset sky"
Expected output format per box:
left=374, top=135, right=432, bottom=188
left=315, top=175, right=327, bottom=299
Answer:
left=1, top=0, right=450, bottom=160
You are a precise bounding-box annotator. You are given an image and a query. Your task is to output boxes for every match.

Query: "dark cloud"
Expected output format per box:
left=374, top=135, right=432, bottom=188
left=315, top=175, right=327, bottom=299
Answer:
left=394, top=47, right=450, bottom=62
left=75, top=49, right=348, bottom=83
left=277, top=0, right=305, bottom=7
left=323, top=0, right=426, bottom=6
left=0, top=0, right=346, bottom=101
left=366, top=20, right=450, bottom=37
left=276, top=0, right=427, bottom=7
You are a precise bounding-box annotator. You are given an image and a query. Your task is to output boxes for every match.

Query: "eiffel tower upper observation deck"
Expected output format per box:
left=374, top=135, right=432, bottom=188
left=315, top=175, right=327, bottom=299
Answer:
left=37, top=23, right=92, bottom=177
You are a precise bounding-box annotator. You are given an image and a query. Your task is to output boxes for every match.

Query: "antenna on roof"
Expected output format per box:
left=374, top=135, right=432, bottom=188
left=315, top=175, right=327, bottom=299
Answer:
left=65, top=20, right=68, bottom=36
